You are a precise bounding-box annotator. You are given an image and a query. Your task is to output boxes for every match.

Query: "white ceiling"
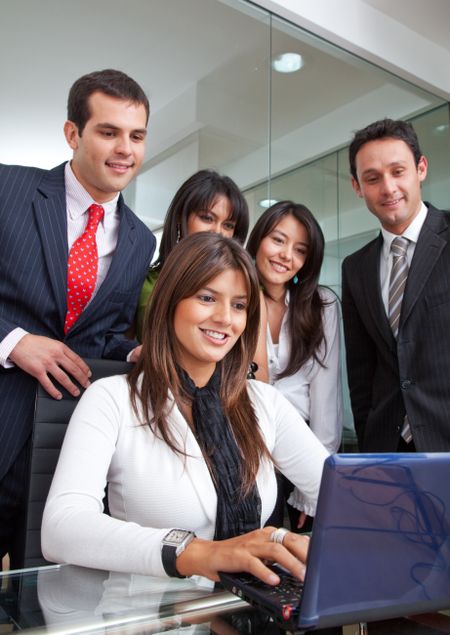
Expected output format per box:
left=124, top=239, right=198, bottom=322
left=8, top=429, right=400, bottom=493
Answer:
left=362, top=0, right=450, bottom=52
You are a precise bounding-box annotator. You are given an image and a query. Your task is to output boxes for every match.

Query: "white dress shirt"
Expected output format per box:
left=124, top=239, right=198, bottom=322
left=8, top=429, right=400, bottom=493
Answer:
left=267, top=287, right=343, bottom=454
left=379, top=202, right=428, bottom=315
left=0, top=163, right=121, bottom=366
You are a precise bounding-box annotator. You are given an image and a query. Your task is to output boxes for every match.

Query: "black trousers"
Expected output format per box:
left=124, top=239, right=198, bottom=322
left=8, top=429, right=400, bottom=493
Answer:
left=397, top=437, right=416, bottom=452
left=265, top=471, right=313, bottom=534
left=0, top=438, right=30, bottom=570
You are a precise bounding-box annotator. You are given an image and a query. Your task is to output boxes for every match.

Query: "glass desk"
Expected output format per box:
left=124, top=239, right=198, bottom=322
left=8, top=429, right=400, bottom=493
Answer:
left=1, top=565, right=449, bottom=635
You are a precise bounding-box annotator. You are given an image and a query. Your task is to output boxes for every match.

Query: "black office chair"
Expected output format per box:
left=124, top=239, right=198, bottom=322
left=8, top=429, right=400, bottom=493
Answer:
left=23, top=359, right=133, bottom=568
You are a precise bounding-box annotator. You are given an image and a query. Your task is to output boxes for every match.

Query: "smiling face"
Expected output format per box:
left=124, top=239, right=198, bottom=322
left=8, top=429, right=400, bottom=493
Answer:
left=173, top=268, right=248, bottom=386
left=186, top=195, right=236, bottom=238
left=352, top=138, right=427, bottom=235
left=255, top=213, right=309, bottom=295
left=64, top=91, right=148, bottom=203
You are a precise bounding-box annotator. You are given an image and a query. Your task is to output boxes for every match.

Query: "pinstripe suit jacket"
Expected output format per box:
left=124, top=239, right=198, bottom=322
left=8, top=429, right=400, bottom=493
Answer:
left=0, top=162, right=156, bottom=480
left=342, top=203, right=450, bottom=452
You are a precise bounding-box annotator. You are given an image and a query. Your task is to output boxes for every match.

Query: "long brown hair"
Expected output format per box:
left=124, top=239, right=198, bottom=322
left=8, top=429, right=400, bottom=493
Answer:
left=247, top=201, right=329, bottom=379
left=128, top=232, right=270, bottom=494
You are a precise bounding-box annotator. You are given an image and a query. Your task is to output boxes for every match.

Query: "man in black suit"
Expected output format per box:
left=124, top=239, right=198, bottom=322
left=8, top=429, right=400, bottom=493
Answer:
left=0, top=69, right=156, bottom=567
left=342, top=118, right=450, bottom=453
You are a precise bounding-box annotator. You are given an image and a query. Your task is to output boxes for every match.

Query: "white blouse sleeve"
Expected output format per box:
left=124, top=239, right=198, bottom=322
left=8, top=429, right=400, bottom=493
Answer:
left=250, top=382, right=329, bottom=517
left=41, top=376, right=169, bottom=577
left=308, top=291, right=343, bottom=453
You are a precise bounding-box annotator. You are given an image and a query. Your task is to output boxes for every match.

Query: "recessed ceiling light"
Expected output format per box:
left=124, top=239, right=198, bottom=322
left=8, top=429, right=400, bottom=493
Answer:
left=272, top=53, right=304, bottom=74
left=432, top=123, right=449, bottom=136
left=259, top=199, right=278, bottom=208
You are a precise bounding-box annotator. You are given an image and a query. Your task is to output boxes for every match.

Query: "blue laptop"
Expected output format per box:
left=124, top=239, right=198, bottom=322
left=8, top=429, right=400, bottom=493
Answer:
left=220, top=453, right=450, bottom=631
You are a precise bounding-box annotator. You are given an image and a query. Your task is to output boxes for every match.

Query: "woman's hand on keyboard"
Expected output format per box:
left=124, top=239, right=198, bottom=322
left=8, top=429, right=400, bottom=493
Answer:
left=176, top=526, right=309, bottom=584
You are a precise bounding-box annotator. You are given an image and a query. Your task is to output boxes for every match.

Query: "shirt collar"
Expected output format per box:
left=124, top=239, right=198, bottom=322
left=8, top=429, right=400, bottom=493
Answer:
left=381, top=202, right=428, bottom=261
left=65, top=161, right=120, bottom=222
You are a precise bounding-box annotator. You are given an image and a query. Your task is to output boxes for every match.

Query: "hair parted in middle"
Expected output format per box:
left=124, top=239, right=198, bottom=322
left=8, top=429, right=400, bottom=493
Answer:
left=247, top=200, right=331, bottom=379
left=153, top=169, right=249, bottom=270
left=128, top=232, right=269, bottom=494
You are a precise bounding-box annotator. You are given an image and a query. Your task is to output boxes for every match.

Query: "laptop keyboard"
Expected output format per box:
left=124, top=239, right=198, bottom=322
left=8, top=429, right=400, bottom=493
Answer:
left=229, top=567, right=304, bottom=605
left=272, top=574, right=303, bottom=604
left=259, top=567, right=304, bottom=604
left=219, top=565, right=304, bottom=627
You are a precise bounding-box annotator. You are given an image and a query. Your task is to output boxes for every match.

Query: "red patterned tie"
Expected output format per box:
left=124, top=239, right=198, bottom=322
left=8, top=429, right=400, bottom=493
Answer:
left=64, top=204, right=105, bottom=334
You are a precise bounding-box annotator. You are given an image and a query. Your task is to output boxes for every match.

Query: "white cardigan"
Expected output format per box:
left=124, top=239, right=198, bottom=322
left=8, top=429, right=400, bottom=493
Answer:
left=42, top=375, right=328, bottom=578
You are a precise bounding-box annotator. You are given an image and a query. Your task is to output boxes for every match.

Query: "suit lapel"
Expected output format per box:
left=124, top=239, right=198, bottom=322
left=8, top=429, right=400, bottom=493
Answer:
left=361, top=235, right=395, bottom=346
left=94, top=198, right=135, bottom=302
left=401, top=205, right=448, bottom=328
left=33, top=163, right=69, bottom=329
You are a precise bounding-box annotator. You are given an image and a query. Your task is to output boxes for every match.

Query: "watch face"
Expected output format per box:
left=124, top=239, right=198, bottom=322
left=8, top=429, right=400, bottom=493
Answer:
left=164, top=529, right=191, bottom=545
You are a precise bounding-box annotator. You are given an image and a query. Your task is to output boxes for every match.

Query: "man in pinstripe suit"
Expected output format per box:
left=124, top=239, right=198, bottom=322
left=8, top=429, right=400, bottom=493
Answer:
left=0, top=69, right=156, bottom=567
left=342, top=118, right=450, bottom=453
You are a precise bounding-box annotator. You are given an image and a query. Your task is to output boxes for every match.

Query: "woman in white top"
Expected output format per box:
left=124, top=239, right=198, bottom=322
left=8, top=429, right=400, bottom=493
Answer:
left=247, top=202, right=343, bottom=530
left=42, top=233, right=328, bottom=586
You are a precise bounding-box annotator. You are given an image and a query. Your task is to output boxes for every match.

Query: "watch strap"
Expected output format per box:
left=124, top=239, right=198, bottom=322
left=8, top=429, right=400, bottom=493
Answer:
left=162, top=543, right=186, bottom=578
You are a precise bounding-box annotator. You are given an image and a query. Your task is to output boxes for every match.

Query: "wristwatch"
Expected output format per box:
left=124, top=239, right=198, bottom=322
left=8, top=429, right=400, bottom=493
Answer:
left=161, top=528, right=196, bottom=578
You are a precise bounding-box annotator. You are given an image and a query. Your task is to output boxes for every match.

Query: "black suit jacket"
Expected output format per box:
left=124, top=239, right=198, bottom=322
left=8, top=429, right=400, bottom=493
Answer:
left=0, top=163, right=156, bottom=480
left=342, top=203, right=450, bottom=452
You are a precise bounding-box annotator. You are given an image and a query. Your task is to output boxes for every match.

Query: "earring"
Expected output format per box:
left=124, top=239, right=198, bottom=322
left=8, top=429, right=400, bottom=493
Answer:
left=176, top=224, right=181, bottom=243
left=247, top=361, right=258, bottom=379
left=293, top=274, right=299, bottom=285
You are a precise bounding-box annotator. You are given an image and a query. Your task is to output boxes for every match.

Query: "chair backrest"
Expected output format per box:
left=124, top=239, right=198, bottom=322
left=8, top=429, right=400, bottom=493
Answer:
left=23, top=358, right=133, bottom=568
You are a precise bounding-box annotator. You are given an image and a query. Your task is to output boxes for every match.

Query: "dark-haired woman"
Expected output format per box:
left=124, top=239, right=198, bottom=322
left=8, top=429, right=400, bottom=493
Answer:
left=247, top=202, right=343, bottom=528
left=136, top=169, right=249, bottom=340
left=42, top=233, right=327, bottom=585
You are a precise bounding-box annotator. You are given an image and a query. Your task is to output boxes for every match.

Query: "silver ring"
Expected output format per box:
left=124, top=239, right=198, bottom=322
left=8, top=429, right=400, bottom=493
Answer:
left=270, top=527, right=289, bottom=544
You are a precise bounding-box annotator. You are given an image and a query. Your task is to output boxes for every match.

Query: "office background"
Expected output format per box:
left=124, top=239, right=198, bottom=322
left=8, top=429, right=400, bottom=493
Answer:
left=2, top=0, right=450, bottom=445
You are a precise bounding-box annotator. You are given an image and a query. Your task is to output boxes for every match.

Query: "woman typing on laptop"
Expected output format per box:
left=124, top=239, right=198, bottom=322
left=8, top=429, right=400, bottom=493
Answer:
left=42, top=233, right=328, bottom=586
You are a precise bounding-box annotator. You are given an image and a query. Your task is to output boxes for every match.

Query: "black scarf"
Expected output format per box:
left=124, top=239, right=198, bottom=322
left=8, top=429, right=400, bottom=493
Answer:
left=178, top=366, right=261, bottom=540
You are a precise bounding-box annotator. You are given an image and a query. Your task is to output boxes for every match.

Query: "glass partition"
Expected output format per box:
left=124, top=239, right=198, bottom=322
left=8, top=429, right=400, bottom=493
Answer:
left=130, top=0, right=271, bottom=231
left=246, top=103, right=450, bottom=445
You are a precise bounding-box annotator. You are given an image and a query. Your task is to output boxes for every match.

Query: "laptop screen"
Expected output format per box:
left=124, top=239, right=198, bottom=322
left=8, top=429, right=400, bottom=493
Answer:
left=299, top=453, right=450, bottom=630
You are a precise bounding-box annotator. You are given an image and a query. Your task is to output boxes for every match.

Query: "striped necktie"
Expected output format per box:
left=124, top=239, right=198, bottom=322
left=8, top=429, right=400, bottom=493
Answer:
left=388, top=236, right=413, bottom=445
left=388, top=236, right=409, bottom=338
